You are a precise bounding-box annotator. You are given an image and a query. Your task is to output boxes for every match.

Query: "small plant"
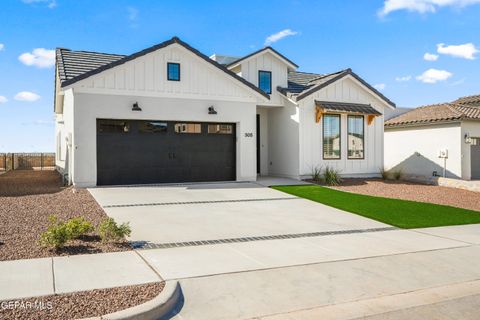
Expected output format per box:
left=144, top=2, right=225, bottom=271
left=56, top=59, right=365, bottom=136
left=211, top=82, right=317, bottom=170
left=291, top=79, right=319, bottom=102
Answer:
left=40, top=216, right=70, bottom=250
left=98, top=218, right=131, bottom=243
left=311, top=166, right=322, bottom=182
left=393, top=169, right=403, bottom=180
left=323, top=166, right=342, bottom=186
left=65, top=217, right=94, bottom=239
left=380, top=168, right=389, bottom=180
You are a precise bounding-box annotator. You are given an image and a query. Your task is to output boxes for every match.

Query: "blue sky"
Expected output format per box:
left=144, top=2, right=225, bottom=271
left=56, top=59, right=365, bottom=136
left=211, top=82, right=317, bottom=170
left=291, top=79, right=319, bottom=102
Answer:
left=0, top=0, right=479, bottom=152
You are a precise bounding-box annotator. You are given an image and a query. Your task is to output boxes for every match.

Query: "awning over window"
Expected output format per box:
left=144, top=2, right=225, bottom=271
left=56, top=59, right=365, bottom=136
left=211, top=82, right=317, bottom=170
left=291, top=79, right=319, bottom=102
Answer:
left=314, top=101, right=382, bottom=115
left=314, top=101, right=382, bottom=125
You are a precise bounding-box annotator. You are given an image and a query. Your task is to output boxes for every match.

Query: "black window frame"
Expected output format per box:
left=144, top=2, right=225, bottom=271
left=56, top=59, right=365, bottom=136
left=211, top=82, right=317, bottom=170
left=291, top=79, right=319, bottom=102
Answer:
left=258, top=70, right=272, bottom=94
left=347, top=115, right=365, bottom=160
left=167, top=62, right=181, bottom=81
left=322, top=114, right=341, bottom=160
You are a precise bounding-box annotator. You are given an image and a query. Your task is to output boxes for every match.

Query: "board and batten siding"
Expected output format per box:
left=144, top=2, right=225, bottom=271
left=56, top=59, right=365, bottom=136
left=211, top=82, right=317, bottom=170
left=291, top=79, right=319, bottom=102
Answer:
left=66, top=43, right=262, bottom=103
left=298, top=76, right=386, bottom=178
left=238, top=51, right=288, bottom=106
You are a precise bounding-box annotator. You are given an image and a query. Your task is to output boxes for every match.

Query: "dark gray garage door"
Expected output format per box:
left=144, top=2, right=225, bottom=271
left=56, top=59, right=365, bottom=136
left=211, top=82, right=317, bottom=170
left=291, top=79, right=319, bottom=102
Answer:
left=97, top=119, right=236, bottom=185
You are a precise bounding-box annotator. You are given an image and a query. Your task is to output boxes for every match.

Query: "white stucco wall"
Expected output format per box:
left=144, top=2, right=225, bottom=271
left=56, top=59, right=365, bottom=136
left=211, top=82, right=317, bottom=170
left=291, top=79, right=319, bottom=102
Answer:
left=71, top=93, right=257, bottom=187
left=461, top=120, right=480, bottom=180
left=384, top=123, right=462, bottom=179
left=55, top=89, right=74, bottom=178
left=267, top=101, right=300, bottom=178
left=298, top=76, right=387, bottom=178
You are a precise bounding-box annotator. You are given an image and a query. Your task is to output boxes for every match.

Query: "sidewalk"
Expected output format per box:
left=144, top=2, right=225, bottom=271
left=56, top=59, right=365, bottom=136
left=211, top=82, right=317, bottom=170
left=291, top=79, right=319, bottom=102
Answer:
left=0, top=251, right=160, bottom=301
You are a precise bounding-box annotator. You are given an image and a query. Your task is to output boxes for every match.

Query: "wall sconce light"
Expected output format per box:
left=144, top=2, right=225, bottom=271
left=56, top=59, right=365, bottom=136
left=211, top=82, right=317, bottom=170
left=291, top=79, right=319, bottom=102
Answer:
left=132, top=102, right=142, bottom=111
left=208, top=106, right=217, bottom=115
left=465, top=133, right=472, bottom=144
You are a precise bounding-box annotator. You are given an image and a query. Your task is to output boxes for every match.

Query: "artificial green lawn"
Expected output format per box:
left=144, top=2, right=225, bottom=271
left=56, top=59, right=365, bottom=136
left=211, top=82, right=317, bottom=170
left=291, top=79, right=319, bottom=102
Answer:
left=273, top=185, right=480, bottom=229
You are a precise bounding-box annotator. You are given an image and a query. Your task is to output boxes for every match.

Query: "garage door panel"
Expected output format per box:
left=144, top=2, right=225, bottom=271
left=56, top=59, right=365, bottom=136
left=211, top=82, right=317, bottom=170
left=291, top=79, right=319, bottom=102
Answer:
left=97, top=119, right=236, bottom=185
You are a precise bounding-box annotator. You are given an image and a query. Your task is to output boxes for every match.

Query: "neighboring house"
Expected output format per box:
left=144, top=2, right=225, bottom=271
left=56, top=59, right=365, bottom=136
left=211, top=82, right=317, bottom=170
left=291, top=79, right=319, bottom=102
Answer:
left=54, top=36, right=395, bottom=187
left=385, top=95, right=480, bottom=180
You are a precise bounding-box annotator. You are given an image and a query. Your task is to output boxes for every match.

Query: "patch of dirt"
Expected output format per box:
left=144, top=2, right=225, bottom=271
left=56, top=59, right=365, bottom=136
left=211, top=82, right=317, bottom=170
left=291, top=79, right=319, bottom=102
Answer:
left=331, top=178, right=480, bottom=212
left=0, top=282, right=164, bottom=320
left=0, top=170, right=131, bottom=261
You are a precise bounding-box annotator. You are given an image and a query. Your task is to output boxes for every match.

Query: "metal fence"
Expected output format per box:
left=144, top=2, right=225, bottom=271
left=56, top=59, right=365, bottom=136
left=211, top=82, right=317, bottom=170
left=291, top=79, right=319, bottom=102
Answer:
left=0, top=153, right=56, bottom=171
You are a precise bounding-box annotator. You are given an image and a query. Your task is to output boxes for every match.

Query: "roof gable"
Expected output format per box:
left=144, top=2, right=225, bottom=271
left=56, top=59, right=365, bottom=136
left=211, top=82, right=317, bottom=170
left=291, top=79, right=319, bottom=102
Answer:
left=278, top=69, right=396, bottom=108
left=57, top=37, right=269, bottom=100
left=227, top=47, right=298, bottom=70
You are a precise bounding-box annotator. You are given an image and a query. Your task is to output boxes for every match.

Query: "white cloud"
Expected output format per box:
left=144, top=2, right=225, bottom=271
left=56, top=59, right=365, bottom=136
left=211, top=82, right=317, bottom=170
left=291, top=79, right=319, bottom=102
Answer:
left=423, top=52, right=439, bottom=61
left=0, top=96, right=7, bottom=104
left=264, top=29, right=298, bottom=46
left=378, top=0, right=480, bottom=17
left=450, top=78, right=466, bottom=86
left=416, top=68, right=453, bottom=83
left=14, top=91, right=41, bottom=102
left=0, top=44, right=4, bottom=51
left=437, top=43, right=479, bottom=59
left=22, top=0, right=56, bottom=9
left=18, top=48, right=55, bottom=68
left=395, top=75, right=412, bottom=81
left=374, top=83, right=386, bottom=91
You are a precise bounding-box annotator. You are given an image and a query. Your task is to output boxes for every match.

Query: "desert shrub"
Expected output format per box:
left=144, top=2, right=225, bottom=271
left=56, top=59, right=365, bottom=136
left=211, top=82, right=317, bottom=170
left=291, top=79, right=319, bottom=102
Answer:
left=393, top=169, right=403, bottom=180
left=98, top=218, right=131, bottom=243
left=380, top=168, right=389, bottom=180
left=65, top=217, right=94, bottom=239
left=40, top=216, right=70, bottom=249
left=311, top=166, right=322, bottom=182
left=323, top=166, right=342, bottom=186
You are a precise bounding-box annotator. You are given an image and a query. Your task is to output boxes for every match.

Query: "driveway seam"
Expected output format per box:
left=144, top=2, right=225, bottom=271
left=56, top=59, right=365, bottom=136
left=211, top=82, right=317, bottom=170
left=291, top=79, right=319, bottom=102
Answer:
left=134, top=250, right=164, bottom=281
left=102, top=197, right=299, bottom=208
left=133, top=227, right=397, bottom=250
left=51, top=257, right=56, bottom=294
left=410, top=229, right=477, bottom=245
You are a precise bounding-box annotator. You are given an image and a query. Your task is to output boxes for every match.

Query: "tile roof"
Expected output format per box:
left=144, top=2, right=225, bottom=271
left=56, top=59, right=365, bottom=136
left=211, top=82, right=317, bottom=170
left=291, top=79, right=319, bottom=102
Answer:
left=385, top=94, right=480, bottom=127
left=55, top=37, right=270, bottom=99
left=56, top=49, right=125, bottom=83
left=315, top=101, right=382, bottom=115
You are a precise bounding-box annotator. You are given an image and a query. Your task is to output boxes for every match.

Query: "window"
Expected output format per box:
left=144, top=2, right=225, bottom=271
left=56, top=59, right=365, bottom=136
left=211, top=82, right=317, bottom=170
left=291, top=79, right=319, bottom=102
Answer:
left=167, top=62, right=180, bottom=81
left=139, top=121, right=168, bottom=133
left=208, top=124, right=233, bottom=134
left=348, top=115, right=364, bottom=159
left=258, top=71, right=272, bottom=94
left=323, top=114, right=341, bottom=159
left=175, top=123, right=201, bottom=134
left=98, top=120, right=130, bottom=133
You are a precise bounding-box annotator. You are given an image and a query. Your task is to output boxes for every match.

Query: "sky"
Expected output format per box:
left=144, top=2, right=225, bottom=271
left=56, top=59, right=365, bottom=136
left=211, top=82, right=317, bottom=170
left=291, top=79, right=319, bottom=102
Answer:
left=0, top=0, right=479, bottom=152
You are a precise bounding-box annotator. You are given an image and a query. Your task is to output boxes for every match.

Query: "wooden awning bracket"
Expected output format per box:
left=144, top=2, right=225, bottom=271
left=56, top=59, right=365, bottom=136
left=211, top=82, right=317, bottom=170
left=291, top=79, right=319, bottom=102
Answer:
left=315, top=106, right=324, bottom=123
left=367, top=114, right=377, bottom=125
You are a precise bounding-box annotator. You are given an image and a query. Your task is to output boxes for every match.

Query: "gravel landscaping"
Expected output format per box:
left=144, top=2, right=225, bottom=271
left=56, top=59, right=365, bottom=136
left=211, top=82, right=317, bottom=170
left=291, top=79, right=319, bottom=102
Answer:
left=0, top=170, right=131, bottom=261
left=331, top=179, right=480, bottom=212
left=0, top=282, right=164, bottom=320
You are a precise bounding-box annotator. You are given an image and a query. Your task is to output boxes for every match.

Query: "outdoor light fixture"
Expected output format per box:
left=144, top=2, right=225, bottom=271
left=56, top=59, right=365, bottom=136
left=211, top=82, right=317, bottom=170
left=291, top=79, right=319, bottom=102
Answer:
left=208, top=106, right=217, bottom=115
left=132, top=102, right=142, bottom=111
left=465, top=133, right=472, bottom=144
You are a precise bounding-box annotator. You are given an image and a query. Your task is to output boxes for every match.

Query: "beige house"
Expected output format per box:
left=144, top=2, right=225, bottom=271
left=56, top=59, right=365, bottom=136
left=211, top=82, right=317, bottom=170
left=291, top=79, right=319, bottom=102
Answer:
left=384, top=95, right=480, bottom=180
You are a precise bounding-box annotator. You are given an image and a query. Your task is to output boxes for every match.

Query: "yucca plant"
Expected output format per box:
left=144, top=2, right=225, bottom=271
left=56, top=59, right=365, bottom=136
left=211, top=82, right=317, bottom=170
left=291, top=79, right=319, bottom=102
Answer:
left=311, top=166, right=322, bottom=183
left=323, top=166, right=341, bottom=186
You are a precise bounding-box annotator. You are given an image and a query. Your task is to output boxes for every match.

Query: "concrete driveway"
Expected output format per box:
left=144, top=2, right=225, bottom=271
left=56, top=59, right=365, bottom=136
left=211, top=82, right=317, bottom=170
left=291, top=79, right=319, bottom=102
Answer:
left=89, top=181, right=388, bottom=245
left=88, top=180, right=480, bottom=320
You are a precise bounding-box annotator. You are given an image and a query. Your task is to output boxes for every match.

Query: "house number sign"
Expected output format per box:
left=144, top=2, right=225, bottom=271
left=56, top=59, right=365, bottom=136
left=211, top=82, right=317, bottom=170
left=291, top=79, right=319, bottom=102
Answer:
left=244, top=133, right=254, bottom=137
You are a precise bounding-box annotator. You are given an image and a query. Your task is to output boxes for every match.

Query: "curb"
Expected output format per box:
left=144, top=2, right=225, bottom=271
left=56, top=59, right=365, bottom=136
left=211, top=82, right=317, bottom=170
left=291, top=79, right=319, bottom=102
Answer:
left=82, top=280, right=182, bottom=320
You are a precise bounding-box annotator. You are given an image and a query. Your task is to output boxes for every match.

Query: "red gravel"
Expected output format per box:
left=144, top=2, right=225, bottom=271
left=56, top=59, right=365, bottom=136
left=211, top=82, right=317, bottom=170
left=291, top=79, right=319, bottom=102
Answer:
left=0, top=282, right=164, bottom=320
left=331, top=178, right=480, bottom=212
left=0, top=170, right=131, bottom=261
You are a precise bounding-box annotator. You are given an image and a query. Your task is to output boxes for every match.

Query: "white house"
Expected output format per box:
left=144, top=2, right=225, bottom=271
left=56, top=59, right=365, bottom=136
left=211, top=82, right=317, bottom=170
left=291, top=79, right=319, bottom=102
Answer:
left=384, top=95, right=480, bottom=180
left=54, top=36, right=396, bottom=187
